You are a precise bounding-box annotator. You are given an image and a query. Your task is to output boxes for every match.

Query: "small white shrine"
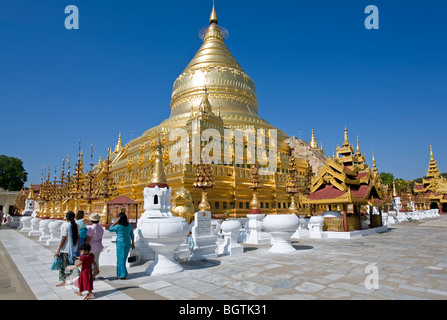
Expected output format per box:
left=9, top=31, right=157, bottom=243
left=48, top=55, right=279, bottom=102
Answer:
left=137, top=143, right=190, bottom=276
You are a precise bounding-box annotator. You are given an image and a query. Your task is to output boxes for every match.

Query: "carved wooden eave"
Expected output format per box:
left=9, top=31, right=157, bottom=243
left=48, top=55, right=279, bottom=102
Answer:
left=302, top=192, right=366, bottom=205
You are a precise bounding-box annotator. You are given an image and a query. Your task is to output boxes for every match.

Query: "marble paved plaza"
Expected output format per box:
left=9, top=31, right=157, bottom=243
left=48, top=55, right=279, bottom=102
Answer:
left=2, top=216, right=447, bottom=300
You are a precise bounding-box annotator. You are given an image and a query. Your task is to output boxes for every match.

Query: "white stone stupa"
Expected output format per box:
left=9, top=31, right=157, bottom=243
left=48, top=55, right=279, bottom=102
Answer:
left=137, top=142, right=190, bottom=276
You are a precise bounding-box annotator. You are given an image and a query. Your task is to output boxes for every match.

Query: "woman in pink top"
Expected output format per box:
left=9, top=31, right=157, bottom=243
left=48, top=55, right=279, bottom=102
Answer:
left=85, top=212, right=104, bottom=278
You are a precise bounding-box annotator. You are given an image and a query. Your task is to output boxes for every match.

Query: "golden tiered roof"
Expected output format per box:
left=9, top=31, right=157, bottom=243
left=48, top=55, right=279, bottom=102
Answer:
left=303, top=128, right=386, bottom=207
left=414, top=146, right=447, bottom=208
left=427, top=145, right=441, bottom=180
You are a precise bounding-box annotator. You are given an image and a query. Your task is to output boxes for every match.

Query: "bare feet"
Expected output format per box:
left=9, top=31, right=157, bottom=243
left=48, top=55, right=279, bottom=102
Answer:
left=56, top=282, right=65, bottom=287
left=75, top=292, right=82, bottom=296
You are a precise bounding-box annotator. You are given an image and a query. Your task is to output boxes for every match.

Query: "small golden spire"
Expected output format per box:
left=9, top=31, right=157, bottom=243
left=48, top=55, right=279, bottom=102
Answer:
left=286, top=155, right=299, bottom=214
left=248, top=164, right=262, bottom=213
left=343, top=126, right=349, bottom=146
left=356, top=136, right=361, bottom=154
left=28, top=185, right=35, bottom=200
left=148, top=139, right=167, bottom=186
left=430, top=144, right=434, bottom=160
left=310, top=129, right=318, bottom=149
left=199, top=89, right=213, bottom=114
left=372, top=152, right=378, bottom=173
left=210, top=1, right=218, bottom=24
left=114, top=132, right=124, bottom=153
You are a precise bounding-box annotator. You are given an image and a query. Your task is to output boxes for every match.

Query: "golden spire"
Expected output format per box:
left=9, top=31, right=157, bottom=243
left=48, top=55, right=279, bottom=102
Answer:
left=310, top=129, right=318, bottom=149
left=372, top=152, right=378, bottom=173
left=148, top=138, right=168, bottom=186
left=343, top=126, right=350, bottom=147
left=210, top=1, right=218, bottom=24
left=248, top=164, right=262, bottom=213
left=286, top=155, right=299, bottom=214
left=164, top=2, right=288, bottom=141
left=356, top=136, right=361, bottom=154
left=114, top=133, right=124, bottom=153
left=199, top=89, right=213, bottom=115
left=27, top=185, right=35, bottom=200
left=427, top=144, right=441, bottom=179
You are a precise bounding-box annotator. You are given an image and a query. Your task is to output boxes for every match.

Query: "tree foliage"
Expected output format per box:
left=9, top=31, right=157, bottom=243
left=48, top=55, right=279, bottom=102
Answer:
left=394, top=178, right=413, bottom=193
left=0, top=155, right=28, bottom=191
left=379, top=172, right=394, bottom=186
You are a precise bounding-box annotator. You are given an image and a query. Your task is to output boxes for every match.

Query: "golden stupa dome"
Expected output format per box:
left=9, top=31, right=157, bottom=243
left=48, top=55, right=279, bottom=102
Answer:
left=160, top=5, right=286, bottom=139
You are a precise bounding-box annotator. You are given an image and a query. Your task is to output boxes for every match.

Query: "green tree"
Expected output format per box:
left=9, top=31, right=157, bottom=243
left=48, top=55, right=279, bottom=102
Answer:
left=379, top=172, right=394, bottom=186
left=394, top=178, right=412, bottom=194
left=0, top=155, right=28, bottom=191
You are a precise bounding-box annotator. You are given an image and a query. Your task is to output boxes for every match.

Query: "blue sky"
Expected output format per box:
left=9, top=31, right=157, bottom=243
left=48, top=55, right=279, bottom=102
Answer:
left=1, top=0, right=446, bottom=185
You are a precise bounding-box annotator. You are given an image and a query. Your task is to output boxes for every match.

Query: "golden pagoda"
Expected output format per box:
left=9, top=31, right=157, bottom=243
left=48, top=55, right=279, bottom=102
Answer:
left=285, top=154, right=300, bottom=214
left=38, top=5, right=327, bottom=220
left=414, top=145, right=447, bottom=213
left=87, top=5, right=298, bottom=218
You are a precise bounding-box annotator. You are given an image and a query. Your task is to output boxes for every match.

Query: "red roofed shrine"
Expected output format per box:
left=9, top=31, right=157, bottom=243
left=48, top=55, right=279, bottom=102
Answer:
left=303, top=127, right=390, bottom=232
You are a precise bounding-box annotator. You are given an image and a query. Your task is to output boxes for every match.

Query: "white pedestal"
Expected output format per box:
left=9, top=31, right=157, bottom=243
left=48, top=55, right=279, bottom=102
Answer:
left=218, top=220, right=243, bottom=255
left=139, top=216, right=190, bottom=276
left=243, top=214, right=272, bottom=245
left=308, top=216, right=326, bottom=239
left=145, top=241, right=184, bottom=276
left=190, top=235, right=218, bottom=261
left=20, top=216, right=33, bottom=233
left=133, top=229, right=155, bottom=264
left=174, top=239, right=191, bottom=261
left=9, top=216, right=21, bottom=228
left=190, top=211, right=218, bottom=261
left=264, top=214, right=300, bottom=253
left=28, top=218, right=42, bottom=236
left=38, top=219, right=53, bottom=242
left=46, top=220, right=63, bottom=245
left=291, top=229, right=309, bottom=239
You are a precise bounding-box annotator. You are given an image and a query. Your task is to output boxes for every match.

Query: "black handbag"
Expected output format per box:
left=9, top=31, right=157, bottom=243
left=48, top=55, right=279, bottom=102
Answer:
left=127, top=248, right=138, bottom=263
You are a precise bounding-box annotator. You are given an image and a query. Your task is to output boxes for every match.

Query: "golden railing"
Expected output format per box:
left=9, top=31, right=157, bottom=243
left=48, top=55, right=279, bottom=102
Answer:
left=370, top=214, right=382, bottom=228
left=323, top=216, right=362, bottom=232
left=346, top=216, right=361, bottom=231
left=323, top=217, right=344, bottom=231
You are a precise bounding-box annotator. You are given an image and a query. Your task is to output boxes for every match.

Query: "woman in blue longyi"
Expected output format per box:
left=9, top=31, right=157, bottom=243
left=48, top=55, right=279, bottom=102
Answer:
left=108, top=211, right=135, bottom=280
